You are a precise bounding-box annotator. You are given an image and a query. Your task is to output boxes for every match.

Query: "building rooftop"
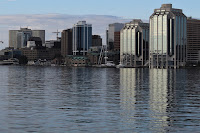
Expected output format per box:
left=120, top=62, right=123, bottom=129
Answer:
left=154, top=4, right=183, bottom=13
left=74, top=21, right=92, bottom=26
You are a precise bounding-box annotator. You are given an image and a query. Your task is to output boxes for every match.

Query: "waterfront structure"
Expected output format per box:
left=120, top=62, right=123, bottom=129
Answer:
left=92, top=35, right=102, bottom=47
left=107, top=23, right=124, bottom=50
left=65, top=55, right=89, bottom=66
left=61, top=29, right=73, bottom=57
left=149, top=4, right=187, bottom=68
left=72, top=21, right=92, bottom=55
left=120, top=19, right=149, bottom=67
left=87, top=46, right=102, bottom=65
left=9, top=28, right=45, bottom=49
left=0, top=48, right=22, bottom=60
left=187, top=17, right=200, bottom=65
left=21, top=47, right=61, bottom=61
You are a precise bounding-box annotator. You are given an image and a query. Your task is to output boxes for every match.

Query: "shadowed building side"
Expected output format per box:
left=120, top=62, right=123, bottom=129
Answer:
left=187, top=17, right=200, bottom=65
left=92, top=35, right=102, bottom=47
left=61, top=29, right=73, bottom=57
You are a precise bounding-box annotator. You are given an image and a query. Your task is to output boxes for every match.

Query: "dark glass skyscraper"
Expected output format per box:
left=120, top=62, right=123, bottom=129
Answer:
left=72, top=21, right=92, bottom=55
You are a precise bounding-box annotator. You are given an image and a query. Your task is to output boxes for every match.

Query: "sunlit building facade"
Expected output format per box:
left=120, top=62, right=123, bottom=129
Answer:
left=149, top=4, right=187, bottom=68
left=120, top=19, right=149, bottom=67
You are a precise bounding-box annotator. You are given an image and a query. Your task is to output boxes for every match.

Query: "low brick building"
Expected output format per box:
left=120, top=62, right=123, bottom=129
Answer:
left=21, top=47, right=61, bottom=61
left=65, top=55, right=89, bottom=66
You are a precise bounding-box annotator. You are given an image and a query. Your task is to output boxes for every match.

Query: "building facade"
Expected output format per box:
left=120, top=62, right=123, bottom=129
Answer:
left=61, top=29, right=73, bottom=57
left=9, top=28, right=45, bottom=49
left=149, top=4, right=187, bottom=68
left=72, top=21, right=92, bottom=55
left=114, top=31, right=120, bottom=51
left=21, top=47, right=61, bottom=61
left=120, top=19, right=149, bottom=67
left=32, top=30, right=45, bottom=44
left=187, top=17, right=200, bottom=65
left=92, top=35, right=102, bottom=47
left=107, top=23, right=124, bottom=50
left=65, top=55, right=89, bottom=66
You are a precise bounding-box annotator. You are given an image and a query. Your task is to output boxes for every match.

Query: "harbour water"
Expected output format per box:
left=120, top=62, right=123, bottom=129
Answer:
left=0, top=66, right=199, bottom=132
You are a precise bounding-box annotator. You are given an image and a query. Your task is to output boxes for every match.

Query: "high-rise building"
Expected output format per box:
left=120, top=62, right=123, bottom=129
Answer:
left=120, top=19, right=149, bottom=67
left=107, top=23, right=124, bottom=50
left=187, top=17, right=200, bottom=65
left=114, top=31, right=120, bottom=51
left=9, top=28, right=45, bottom=49
left=32, top=30, right=45, bottom=45
left=92, top=35, right=102, bottom=47
left=17, top=29, right=32, bottom=48
left=72, top=21, right=92, bottom=55
left=149, top=4, right=187, bottom=68
left=61, top=29, right=73, bottom=57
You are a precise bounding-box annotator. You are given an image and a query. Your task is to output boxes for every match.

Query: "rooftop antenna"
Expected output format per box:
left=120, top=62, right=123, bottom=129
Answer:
left=52, top=30, right=61, bottom=40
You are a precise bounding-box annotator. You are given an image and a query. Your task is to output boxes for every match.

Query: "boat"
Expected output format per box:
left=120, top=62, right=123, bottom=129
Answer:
left=0, top=58, right=19, bottom=65
left=100, top=61, right=116, bottom=68
left=116, top=63, right=125, bottom=68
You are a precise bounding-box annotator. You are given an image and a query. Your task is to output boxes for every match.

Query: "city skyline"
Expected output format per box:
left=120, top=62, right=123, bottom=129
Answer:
left=0, top=1, right=198, bottom=49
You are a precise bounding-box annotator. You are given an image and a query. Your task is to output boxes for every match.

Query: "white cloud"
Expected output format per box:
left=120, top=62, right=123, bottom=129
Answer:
left=0, top=14, right=131, bottom=49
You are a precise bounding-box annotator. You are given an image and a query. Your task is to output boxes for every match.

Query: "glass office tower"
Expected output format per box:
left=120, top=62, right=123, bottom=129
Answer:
left=72, top=21, right=92, bottom=55
left=149, top=4, right=187, bottom=68
left=120, top=19, right=149, bottom=67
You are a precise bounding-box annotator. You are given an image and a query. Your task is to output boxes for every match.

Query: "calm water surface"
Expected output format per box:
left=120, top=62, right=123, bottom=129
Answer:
left=0, top=66, right=199, bottom=133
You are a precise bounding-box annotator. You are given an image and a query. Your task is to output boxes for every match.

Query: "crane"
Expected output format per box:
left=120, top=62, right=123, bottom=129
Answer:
left=52, top=30, right=61, bottom=40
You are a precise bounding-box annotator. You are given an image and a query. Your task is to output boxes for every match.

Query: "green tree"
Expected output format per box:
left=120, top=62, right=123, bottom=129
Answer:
left=17, top=55, right=28, bottom=65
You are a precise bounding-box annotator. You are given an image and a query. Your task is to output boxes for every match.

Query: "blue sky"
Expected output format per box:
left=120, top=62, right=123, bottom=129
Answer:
left=0, top=0, right=199, bottom=49
left=0, top=0, right=199, bottom=19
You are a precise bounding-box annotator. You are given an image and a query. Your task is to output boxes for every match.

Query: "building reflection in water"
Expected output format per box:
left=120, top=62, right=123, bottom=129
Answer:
left=149, top=69, right=177, bottom=132
left=120, top=68, right=150, bottom=131
left=119, top=68, right=183, bottom=132
left=120, top=68, right=136, bottom=126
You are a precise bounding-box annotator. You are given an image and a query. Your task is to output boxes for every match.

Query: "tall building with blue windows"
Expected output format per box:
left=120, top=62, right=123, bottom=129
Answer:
left=120, top=19, right=149, bottom=67
left=72, top=21, right=92, bottom=55
left=149, top=4, right=187, bottom=69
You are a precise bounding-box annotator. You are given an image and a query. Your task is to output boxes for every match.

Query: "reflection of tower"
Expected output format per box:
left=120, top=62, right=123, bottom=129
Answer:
left=120, top=68, right=136, bottom=127
left=120, top=68, right=150, bottom=131
left=149, top=69, right=176, bottom=132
